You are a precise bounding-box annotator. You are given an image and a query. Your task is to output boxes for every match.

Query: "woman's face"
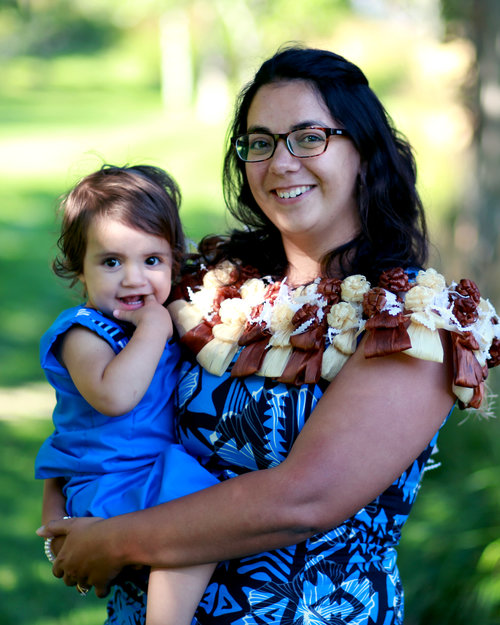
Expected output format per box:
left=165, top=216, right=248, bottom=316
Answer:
left=245, top=80, right=362, bottom=260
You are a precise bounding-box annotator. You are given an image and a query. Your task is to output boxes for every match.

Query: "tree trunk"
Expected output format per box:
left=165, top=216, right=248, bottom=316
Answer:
left=464, top=0, right=500, bottom=301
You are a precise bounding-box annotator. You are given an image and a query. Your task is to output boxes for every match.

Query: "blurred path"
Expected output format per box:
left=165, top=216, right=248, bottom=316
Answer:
left=0, top=383, right=54, bottom=420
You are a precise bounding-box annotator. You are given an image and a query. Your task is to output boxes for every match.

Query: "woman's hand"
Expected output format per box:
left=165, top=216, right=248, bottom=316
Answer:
left=37, top=516, right=122, bottom=597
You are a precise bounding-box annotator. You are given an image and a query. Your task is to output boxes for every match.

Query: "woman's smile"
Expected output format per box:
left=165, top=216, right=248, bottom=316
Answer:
left=274, top=185, right=313, bottom=199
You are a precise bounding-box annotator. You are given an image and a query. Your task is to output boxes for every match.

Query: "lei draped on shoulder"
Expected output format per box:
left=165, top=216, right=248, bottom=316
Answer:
left=168, top=262, right=500, bottom=411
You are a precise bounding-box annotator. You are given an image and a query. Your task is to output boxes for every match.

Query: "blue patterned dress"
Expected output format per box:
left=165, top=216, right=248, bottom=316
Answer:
left=106, top=352, right=447, bottom=625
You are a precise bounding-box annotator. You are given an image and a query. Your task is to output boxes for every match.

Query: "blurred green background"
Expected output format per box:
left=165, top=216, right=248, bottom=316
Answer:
left=1, top=1, right=499, bottom=623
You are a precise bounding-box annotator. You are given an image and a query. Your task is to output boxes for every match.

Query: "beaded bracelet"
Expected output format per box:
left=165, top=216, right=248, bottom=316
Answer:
left=43, top=516, right=72, bottom=563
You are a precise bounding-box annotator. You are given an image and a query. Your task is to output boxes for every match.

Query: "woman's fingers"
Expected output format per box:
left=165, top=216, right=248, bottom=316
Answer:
left=45, top=517, right=118, bottom=597
left=36, top=516, right=73, bottom=538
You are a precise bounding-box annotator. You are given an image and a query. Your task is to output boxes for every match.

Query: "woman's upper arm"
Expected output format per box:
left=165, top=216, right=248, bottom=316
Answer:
left=274, top=332, right=455, bottom=531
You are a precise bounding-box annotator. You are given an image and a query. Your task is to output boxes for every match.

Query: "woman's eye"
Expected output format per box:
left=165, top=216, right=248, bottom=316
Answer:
left=103, top=258, right=120, bottom=268
left=297, top=132, right=325, bottom=146
left=249, top=135, right=273, bottom=153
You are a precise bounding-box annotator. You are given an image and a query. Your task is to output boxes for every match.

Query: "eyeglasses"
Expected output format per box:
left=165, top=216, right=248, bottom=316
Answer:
left=232, top=126, right=351, bottom=162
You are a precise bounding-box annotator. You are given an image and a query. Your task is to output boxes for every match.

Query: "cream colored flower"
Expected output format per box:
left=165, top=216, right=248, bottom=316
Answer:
left=189, top=286, right=217, bottom=317
left=326, top=302, right=359, bottom=330
left=341, top=274, right=371, bottom=302
left=218, top=297, right=248, bottom=327
left=240, top=278, right=267, bottom=305
left=269, top=303, right=295, bottom=346
left=292, top=282, right=318, bottom=301
left=404, top=285, right=435, bottom=312
left=416, top=268, right=446, bottom=292
left=203, top=260, right=236, bottom=288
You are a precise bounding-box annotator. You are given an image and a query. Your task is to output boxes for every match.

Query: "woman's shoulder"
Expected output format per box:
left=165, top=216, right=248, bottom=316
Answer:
left=169, top=262, right=500, bottom=412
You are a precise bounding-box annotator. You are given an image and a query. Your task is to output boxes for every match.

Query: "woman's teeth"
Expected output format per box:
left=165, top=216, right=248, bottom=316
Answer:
left=276, top=186, right=311, bottom=199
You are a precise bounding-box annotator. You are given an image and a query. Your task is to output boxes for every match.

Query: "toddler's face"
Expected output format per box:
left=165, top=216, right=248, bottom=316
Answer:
left=79, top=215, right=173, bottom=318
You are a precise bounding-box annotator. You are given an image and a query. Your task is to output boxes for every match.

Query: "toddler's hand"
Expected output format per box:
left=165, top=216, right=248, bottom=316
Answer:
left=113, top=295, right=173, bottom=339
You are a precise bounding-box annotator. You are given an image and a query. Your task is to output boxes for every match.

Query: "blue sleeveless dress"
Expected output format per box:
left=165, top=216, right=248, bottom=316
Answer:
left=35, top=306, right=217, bottom=518
left=105, top=352, right=447, bottom=625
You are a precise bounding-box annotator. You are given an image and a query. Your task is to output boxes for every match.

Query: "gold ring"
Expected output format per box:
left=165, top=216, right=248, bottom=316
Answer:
left=76, top=583, right=90, bottom=596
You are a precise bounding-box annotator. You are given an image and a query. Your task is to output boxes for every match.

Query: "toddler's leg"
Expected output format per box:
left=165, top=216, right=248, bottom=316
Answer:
left=145, top=563, right=215, bottom=625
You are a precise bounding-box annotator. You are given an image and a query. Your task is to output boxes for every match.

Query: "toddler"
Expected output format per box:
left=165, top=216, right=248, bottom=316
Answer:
left=35, top=164, right=217, bottom=625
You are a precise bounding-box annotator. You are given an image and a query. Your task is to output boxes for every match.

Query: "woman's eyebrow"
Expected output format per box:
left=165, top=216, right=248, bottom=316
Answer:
left=246, top=121, right=329, bottom=133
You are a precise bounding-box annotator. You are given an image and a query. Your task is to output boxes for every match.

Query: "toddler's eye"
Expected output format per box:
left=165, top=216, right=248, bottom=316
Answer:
left=145, top=256, right=160, bottom=266
left=104, top=258, right=120, bottom=268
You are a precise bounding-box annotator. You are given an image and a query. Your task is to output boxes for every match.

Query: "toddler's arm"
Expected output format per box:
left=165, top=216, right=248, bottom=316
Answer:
left=60, top=296, right=173, bottom=416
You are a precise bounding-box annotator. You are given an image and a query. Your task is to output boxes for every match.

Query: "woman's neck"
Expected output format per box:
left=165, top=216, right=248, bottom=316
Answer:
left=282, top=238, right=348, bottom=287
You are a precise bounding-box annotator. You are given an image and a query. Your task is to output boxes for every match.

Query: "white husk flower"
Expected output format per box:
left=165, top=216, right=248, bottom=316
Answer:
left=269, top=303, right=295, bottom=347
left=202, top=260, right=235, bottom=288
left=341, top=274, right=371, bottom=302
left=327, top=302, right=359, bottom=331
left=189, top=286, right=217, bottom=318
left=240, top=278, right=267, bottom=305
left=405, top=285, right=436, bottom=312
left=416, top=268, right=447, bottom=292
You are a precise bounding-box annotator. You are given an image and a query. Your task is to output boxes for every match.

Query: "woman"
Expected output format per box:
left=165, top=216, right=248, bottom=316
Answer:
left=38, top=45, right=499, bottom=625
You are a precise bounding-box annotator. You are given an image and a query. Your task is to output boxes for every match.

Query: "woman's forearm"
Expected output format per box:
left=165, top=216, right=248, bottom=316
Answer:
left=107, top=464, right=318, bottom=570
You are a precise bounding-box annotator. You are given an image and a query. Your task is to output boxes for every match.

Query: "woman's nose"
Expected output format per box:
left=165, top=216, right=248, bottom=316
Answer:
left=268, top=139, right=300, bottom=173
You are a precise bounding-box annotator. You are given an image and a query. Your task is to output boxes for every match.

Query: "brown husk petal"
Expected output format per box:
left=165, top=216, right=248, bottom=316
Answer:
left=364, top=312, right=412, bottom=358
left=317, top=278, right=342, bottom=304
left=451, top=331, right=485, bottom=388
left=456, top=278, right=481, bottom=305
left=363, top=287, right=387, bottom=317
left=378, top=267, right=411, bottom=293
left=487, top=337, right=500, bottom=368
left=278, top=347, right=323, bottom=385
left=181, top=320, right=215, bottom=354
left=231, top=321, right=271, bottom=377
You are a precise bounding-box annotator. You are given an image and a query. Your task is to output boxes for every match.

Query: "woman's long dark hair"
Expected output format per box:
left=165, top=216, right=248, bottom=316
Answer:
left=208, top=44, right=428, bottom=284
